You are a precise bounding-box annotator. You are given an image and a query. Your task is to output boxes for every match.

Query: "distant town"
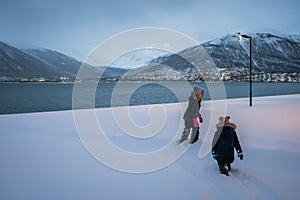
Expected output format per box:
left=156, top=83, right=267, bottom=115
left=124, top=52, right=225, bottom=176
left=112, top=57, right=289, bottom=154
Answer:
left=1, top=67, right=299, bottom=83
left=120, top=67, right=300, bottom=82
left=0, top=76, right=72, bottom=83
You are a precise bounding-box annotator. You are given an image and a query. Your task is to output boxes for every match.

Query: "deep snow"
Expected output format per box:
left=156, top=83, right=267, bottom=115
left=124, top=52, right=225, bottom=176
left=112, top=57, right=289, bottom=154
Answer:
left=0, top=94, right=299, bottom=199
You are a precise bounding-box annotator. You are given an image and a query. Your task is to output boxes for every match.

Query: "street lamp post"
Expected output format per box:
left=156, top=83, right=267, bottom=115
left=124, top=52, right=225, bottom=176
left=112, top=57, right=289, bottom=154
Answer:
left=239, top=34, right=253, bottom=107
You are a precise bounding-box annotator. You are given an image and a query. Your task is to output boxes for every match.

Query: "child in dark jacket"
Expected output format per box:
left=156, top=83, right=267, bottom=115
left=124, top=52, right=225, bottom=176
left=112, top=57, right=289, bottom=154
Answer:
left=179, top=85, right=204, bottom=144
left=212, top=116, right=244, bottom=176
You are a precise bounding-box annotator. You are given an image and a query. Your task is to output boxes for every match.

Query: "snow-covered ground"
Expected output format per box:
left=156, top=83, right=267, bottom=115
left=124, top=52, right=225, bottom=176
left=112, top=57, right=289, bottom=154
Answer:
left=0, top=94, right=299, bottom=199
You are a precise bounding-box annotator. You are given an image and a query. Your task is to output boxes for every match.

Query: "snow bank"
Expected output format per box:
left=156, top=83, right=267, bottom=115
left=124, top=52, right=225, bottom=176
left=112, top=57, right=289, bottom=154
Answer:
left=0, top=94, right=299, bottom=199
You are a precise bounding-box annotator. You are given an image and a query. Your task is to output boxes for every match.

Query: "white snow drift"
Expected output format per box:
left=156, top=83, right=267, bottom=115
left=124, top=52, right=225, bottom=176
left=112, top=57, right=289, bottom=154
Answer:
left=0, top=94, right=299, bottom=199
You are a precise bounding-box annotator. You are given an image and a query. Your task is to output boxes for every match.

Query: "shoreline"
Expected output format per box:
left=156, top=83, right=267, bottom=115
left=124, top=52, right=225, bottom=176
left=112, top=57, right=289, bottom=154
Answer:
left=1, top=93, right=299, bottom=116
left=1, top=80, right=300, bottom=84
left=1, top=82, right=300, bottom=115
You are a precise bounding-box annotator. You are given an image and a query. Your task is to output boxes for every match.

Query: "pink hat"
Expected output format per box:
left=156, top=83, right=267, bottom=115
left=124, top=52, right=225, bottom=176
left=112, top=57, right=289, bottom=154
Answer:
left=225, top=116, right=230, bottom=122
left=219, top=116, right=224, bottom=122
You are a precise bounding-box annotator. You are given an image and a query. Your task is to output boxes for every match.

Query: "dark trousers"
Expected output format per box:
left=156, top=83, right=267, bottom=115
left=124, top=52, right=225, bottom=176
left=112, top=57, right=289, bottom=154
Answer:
left=190, top=128, right=199, bottom=144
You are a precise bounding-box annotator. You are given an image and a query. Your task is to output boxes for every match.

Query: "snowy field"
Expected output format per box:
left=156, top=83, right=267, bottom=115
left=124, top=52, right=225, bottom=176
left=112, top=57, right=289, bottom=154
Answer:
left=0, top=94, right=300, bottom=200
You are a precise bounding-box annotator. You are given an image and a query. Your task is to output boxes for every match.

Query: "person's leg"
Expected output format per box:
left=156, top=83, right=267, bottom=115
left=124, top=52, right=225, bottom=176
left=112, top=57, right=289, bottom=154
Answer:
left=190, top=127, right=199, bottom=144
left=179, top=127, right=190, bottom=143
left=179, top=120, right=192, bottom=143
left=227, top=163, right=231, bottom=172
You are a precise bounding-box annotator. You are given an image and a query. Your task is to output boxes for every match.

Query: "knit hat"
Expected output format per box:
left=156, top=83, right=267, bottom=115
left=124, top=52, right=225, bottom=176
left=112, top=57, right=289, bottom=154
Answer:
left=219, top=116, right=224, bottom=123
left=193, top=85, right=204, bottom=97
left=216, top=115, right=236, bottom=129
left=225, top=116, right=230, bottom=123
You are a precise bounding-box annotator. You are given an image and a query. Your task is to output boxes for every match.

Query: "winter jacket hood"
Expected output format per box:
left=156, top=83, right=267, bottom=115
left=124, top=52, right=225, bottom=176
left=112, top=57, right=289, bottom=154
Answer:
left=191, top=90, right=200, bottom=101
left=216, top=122, right=237, bottom=130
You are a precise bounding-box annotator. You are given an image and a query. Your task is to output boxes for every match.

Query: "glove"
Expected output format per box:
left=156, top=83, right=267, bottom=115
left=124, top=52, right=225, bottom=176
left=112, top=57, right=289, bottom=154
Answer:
left=212, top=152, right=217, bottom=160
left=238, top=151, right=244, bottom=160
left=199, top=114, right=203, bottom=123
left=193, top=118, right=199, bottom=127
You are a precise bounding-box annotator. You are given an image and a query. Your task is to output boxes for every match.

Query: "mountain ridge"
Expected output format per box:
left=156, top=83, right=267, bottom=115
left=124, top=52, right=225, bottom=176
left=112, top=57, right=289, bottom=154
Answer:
left=0, top=42, right=127, bottom=81
left=121, top=32, right=300, bottom=81
left=1, top=31, right=300, bottom=81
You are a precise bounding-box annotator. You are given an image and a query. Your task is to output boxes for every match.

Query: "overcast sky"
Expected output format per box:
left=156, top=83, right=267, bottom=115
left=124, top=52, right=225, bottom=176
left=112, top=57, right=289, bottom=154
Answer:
left=1, top=0, right=299, bottom=61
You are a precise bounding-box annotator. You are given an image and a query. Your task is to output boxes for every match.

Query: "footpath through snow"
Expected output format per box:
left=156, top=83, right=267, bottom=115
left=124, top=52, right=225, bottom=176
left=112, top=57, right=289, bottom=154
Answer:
left=0, top=94, right=300, bottom=199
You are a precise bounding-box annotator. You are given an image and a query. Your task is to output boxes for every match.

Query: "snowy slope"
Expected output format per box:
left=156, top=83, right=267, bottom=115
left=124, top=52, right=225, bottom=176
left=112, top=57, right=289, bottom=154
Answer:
left=111, top=49, right=170, bottom=69
left=200, top=33, right=300, bottom=72
left=0, top=42, right=67, bottom=78
left=0, top=42, right=80, bottom=79
left=23, top=48, right=81, bottom=76
left=0, top=95, right=299, bottom=199
left=0, top=42, right=126, bottom=80
left=141, top=32, right=300, bottom=74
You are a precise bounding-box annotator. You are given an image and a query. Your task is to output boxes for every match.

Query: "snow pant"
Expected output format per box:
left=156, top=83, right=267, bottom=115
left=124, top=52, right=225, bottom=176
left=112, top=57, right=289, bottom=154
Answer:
left=179, top=120, right=198, bottom=143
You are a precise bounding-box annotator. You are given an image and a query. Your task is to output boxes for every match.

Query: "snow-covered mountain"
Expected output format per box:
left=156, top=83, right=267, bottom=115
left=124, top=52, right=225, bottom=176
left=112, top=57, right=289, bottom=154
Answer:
left=0, top=42, right=127, bottom=80
left=23, top=48, right=81, bottom=76
left=200, top=32, right=300, bottom=72
left=1, top=32, right=299, bottom=81
left=125, top=32, right=300, bottom=79
left=0, top=42, right=81, bottom=79
left=111, top=49, right=170, bottom=69
left=0, top=42, right=70, bottom=79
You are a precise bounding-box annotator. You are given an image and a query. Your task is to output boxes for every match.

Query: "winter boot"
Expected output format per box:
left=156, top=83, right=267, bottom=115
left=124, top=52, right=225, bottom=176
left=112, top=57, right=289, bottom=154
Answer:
left=227, top=163, right=231, bottom=171
left=219, top=165, right=229, bottom=176
left=178, top=137, right=187, bottom=144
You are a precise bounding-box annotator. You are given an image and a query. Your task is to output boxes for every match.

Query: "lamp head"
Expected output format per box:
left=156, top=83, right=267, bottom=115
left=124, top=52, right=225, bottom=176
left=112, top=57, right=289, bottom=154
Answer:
left=241, top=34, right=252, bottom=39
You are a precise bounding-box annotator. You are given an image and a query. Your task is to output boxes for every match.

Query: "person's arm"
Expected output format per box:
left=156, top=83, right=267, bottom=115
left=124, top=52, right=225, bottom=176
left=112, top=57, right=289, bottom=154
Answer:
left=191, top=99, right=200, bottom=119
left=211, top=129, right=220, bottom=160
left=212, top=129, right=221, bottom=153
left=233, top=130, right=243, bottom=160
